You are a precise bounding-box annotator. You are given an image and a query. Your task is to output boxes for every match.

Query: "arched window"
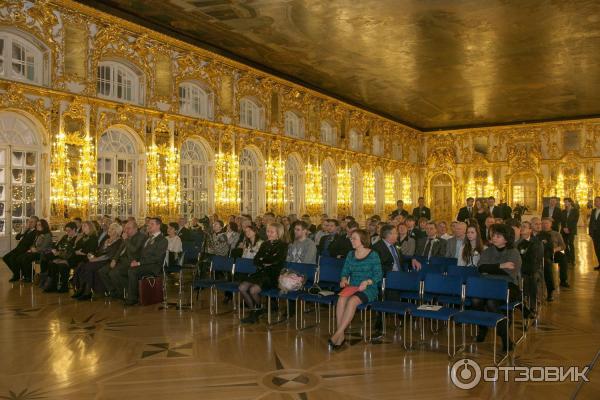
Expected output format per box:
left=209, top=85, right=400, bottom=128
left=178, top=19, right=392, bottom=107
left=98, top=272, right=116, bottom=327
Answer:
left=350, top=164, right=362, bottom=218
left=374, top=168, right=385, bottom=215
left=0, top=31, right=46, bottom=85
left=178, top=82, right=213, bottom=119
left=239, top=97, right=264, bottom=130
left=322, top=159, right=337, bottom=217
left=320, top=121, right=336, bottom=145
left=372, top=136, right=384, bottom=156
left=392, top=142, right=403, bottom=160
left=239, top=148, right=259, bottom=216
left=285, top=155, right=303, bottom=214
left=97, top=129, right=139, bottom=218
left=348, top=129, right=362, bottom=151
left=97, top=61, right=142, bottom=104
left=180, top=139, right=210, bottom=218
left=284, top=111, right=304, bottom=138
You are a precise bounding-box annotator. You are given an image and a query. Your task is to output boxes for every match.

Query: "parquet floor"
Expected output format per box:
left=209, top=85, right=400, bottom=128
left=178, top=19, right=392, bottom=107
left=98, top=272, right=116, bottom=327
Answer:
left=1, top=236, right=599, bottom=399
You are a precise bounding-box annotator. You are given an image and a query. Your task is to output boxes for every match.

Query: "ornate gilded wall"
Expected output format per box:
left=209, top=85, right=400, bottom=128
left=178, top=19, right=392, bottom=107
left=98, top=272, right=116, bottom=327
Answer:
left=0, top=0, right=597, bottom=226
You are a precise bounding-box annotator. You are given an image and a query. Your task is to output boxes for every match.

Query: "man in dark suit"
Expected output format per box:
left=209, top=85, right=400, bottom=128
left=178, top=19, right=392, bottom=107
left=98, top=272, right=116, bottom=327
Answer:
left=4, top=216, right=39, bottom=281
left=482, top=216, right=496, bottom=244
left=500, top=200, right=512, bottom=220
left=542, top=196, right=562, bottom=231
left=412, top=197, right=431, bottom=221
left=328, top=221, right=357, bottom=258
left=487, top=197, right=504, bottom=219
left=317, top=219, right=340, bottom=256
left=99, top=220, right=146, bottom=299
left=126, top=217, right=169, bottom=305
left=391, top=200, right=409, bottom=219
left=415, top=222, right=447, bottom=258
left=457, top=197, right=475, bottom=222
left=561, top=197, right=580, bottom=265
left=405, top=216, right=425, bottom=241
left=177, top=217, right=193, bottom=242
left=372, top=224, right=403, bottom=274
left=590, top=196, right=600, bottom=271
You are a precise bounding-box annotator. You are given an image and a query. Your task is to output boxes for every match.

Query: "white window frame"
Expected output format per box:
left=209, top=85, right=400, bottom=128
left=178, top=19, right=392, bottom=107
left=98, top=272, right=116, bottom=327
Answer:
left=372, top=136, right=383, bottom=156
left=239, top=97, right=264, bottom=130
left=180, top=139, right=210, bottom=218
left=179, top=82, right=213, bottom=119
left=0, top=31, right=45, bottom=85
left=320, top=121, right=336, bottom=145
left=322, top=160, right=336, bottom=216
left=349, top=129, right=362, bottom=152
left=239, top=148, right=259, bottom=217
left=284, top=111, right=304, bottom=138
left=97, top=61, right=142, bottom=104
left=285, top=156, right=302, bottom=214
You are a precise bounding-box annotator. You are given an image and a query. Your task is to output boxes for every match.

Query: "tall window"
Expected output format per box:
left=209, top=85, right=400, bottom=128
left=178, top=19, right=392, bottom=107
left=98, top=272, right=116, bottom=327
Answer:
left=374, top=168, right=384, bottom=214
left=97, top=61, right=141, bottom=104
left=0, top=32, right=45, bottom=85
left=392, top=142, right=402, bottom=160
left=180, top=139, right=210, bottom=218
left=96, top=129, right=138, bottom=218
left=285, top=155, right=302, bottom=214
left=350, top=164, right=362, bottom=217
left=349, top=129, right=362, bottom=151
left=322, top=160, right=336, bottom=217
left=179, top=82, right=212, bottom=119
left=239, top=98, right=264, bottom=130
left=239, top=148, right=258, bottom=216
left=372, top=136, right=383, bottom=156
left=284, top=111, right=304, bottom=138
left=320, top=121, right=336, bottom=145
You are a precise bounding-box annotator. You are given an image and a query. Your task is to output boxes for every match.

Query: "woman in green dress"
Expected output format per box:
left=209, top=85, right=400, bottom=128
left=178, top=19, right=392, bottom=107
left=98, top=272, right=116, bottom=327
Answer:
left=329, top=229, right=383, bottom=349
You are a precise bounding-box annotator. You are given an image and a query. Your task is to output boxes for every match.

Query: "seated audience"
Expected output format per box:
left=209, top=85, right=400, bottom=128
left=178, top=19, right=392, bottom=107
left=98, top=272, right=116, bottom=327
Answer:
left=99, top=220, right=145, bottom=299
left=372, top=224, right=402, bottom=274
left=239, top=223, right=288, bottom=324
left=5, top=216, right=39, bottom=281
left=207, top=220, right=230, bottom=257
left=286, top=221, right=317, bottom=264
left=237, top=224, right=263, bottom=259
left=458, top=224, right=485, bottom=266
left=438, top=221, right=453, bottom=240
left=415, top=221, right=447, bottom=258
left=72, top=223, right=123, bottom=300
left=317, top=219, right=340, bottom=256
left=445, top=222, right=467, bottom=258
left=329, top=229, right=383, bottom=349
left=166, top=222, right=183, bottom=266
left=12, top=219, right=53, bottom=282
left=396, top=223, right=416, bottom=257
left=329, top=220, right=358, bottom=258
left=125, top=217, right=169, bottom=305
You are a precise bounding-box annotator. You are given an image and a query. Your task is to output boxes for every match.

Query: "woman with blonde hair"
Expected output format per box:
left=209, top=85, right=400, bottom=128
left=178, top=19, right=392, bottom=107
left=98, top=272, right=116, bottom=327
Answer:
left=239, top=222, right=288, bottom=324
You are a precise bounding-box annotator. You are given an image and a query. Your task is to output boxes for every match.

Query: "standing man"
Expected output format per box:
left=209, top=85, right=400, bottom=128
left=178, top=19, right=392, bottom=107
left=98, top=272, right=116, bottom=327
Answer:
left=457, top=197, right=475, bottom=222
left=561, top=198, right=579, bottom=266
left=391, top=200, right=409, bottom=219
left=412, top=197, right=431, bottom=221
left=487, top=197, right=504, bottom=219
left=590, top=196, right=600, bottom=271
left=541, top=217, right=570, bottom=289
left=125, top=217, right=169, bottom=305
left=542, top=196, right=562, bottom=231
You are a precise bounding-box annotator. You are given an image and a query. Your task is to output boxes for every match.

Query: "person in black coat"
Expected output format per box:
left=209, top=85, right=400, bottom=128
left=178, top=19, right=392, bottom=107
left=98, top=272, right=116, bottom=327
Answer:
left=412, top=197, right=431, bottom=221
left=560, top=198, right=579, bottom=265
left=590, top=196, right=600, bottom=271
left=239, top=222, right=289, bottom=323
left=487, top=197, right=505, bottom=219
left=517, top=221, right=544, bottom=319
left=126, top=217, right=169, bottom=305
left=328, top=221, right=358, bottom=258
left=457, top=198, right=475, bottom=222
left=372, top=224, right=403, bottom=274
left=542, top=196, right=563, bottom=231
left=391, top=200, right=409, bottom=219
left=414, top=222, right=447, bottom=258
left=4, top=216, right=39, bottom=281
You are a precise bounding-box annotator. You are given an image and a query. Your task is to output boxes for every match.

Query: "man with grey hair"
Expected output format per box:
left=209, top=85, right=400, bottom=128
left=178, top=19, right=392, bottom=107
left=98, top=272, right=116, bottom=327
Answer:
left=372, top=224, right=402, bottom=274
left=445, top=222, right=467, bottom=258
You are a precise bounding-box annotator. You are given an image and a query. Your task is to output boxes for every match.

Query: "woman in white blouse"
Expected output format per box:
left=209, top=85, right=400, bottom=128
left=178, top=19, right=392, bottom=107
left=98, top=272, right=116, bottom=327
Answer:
left=239, top=225, right=263, bottom=259
left=458, top=225, right=486, bottom=266
left=166, top=222, right=183, bottom=266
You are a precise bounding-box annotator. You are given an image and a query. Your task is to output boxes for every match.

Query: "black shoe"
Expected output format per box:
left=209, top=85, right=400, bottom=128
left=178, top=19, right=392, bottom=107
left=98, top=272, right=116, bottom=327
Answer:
left=77, top=293, right=92, bottom=301
left=560, top=282, right=570, bottom=288
left=71, top=290, right=84, bottom=299
left=333, top=339, right=346, bottom=350
left=241, top=310, right=258, bottom=324
left=21, top=278, right=32, bottom=283
left=8, top=276, right=19, bottom=282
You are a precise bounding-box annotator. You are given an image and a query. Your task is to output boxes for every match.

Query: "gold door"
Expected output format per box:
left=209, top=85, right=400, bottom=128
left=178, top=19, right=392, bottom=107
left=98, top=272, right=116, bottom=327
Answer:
left=430, top=174, right=453, bottom=223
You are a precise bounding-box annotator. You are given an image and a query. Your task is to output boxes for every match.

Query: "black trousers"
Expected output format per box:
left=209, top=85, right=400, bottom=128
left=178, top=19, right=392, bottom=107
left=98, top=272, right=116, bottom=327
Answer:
left=561, top=232, right=576, bottom=264
left=522, top=272, right=540, bottom=312
left=471, top=282, right=520, bottom=346
left=554, top=251, right=569, bottom=285
left=46, top=260, right=71, bottom=290
left=592, top=233, right=600, bottom=268
left=543, top=257, right=555, bottom=294
left=12, top=252, right=40, bottom=280
left=3, top=247, right=26, bottom=276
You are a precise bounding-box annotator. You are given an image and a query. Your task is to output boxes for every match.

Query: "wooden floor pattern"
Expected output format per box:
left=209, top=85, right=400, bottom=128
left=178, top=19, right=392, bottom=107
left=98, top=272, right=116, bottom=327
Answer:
left=1, top=236, right=599, bottom=399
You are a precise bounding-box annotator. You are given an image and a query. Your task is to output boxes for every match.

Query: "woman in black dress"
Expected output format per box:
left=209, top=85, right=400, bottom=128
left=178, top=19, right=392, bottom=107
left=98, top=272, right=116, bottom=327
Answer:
left=474, top=199, right=489, bottom=237
left=72, top=223, right=123, bottom=300
left=239, top=222, right=288, bottom=324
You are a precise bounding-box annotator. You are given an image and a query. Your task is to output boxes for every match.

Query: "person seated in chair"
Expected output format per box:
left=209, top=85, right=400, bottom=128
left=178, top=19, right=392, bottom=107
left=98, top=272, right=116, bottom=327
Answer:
left=239, top=223, right=288, bottom=324
left=71, top=223, right=123, bottom=301
left=473, top=224, right=522, bottom=352
left=39, top=222, right=78, bottom=287
left=4, top=216, right=39, bottom=282
left=328, top=229, right=383, bottom=349
left=99, top=220, right=146, bottom=299
left=125, top=217, right=169, bottom=306
left=12, top=219, right=53, bottom=283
